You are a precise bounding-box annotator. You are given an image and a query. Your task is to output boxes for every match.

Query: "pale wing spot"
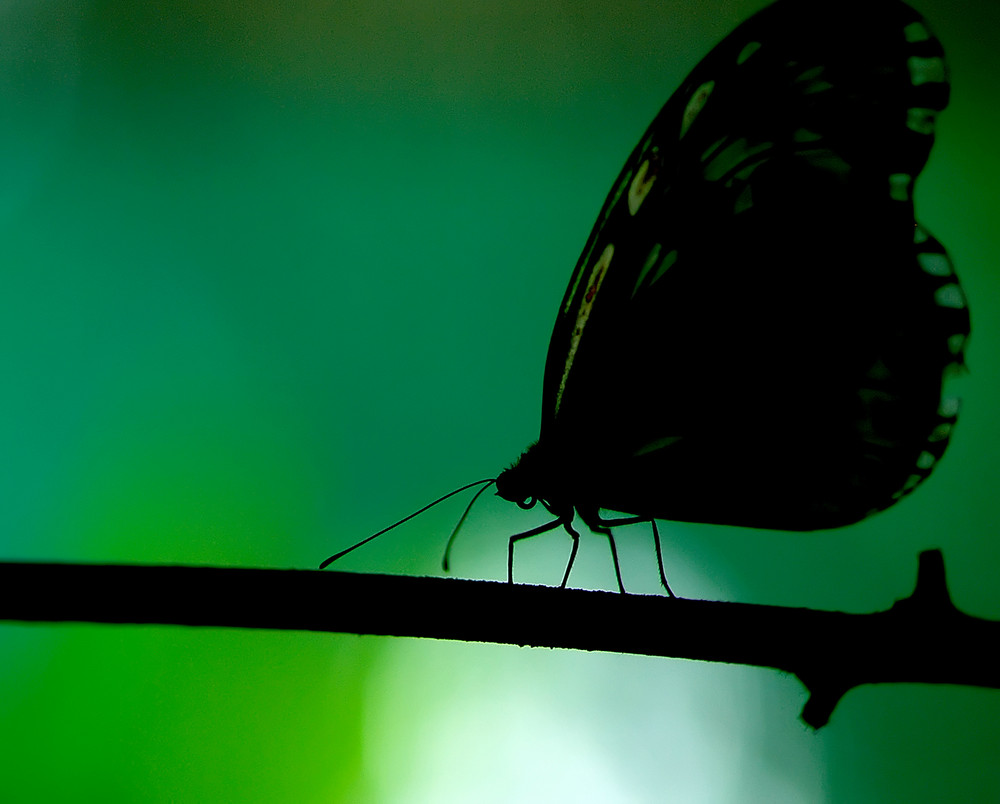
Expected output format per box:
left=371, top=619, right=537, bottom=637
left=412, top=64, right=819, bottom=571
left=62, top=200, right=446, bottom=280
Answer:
left=904, top=21, right=931, bottom=42
left=939, top=397, right=960, bottom=417
left=802, top=80, right=833, bottom=94
left=858, top=387, right=897, bottom=405
left=934, top=283, right=966, bottom=309
left=701, top=137, right=727, bottom=163
left=801, top=151, right=850, bottom=176
left=913, top=224, right=929, bottom=244
left=864, top=433, right=898, bottom=449
left=907, top=107, right=937, bottom=135
left=555, top=244, right=614, bottom=415
left=734, top=159, right=766, bottom=181
left=680, top=81, right=715, bottom=138
left=632, top=243, right=662, bottom=296
left=604, top=168, right=634, bottom=224
left=928, top=422, right=952, bottom=442
left=889, top=173, right=911, bottom=201
left=737, top=41, right=761, bottom=65
left=916, top=450, right=936, bottom=470
left=649, top=248, right=678, bottom=287
left=628, top=159, right=656, bottom=215
left=602, top=135, right=651, bottom=222
left=794, top=66, right=833, bottom=95
left=633, top=436, right=683, bottom=457
left=796, top=65, right=824, bottom=82
left=908, top=56, right=946, bottom=86
left=734, top=184, right=753, bottom=214
left=866, top=359, right=891, bottom=381
left=704, top=139, right=772, bottom=181
left=793, top=128, right=822, bottom=142
left=917, top=251, right=951, bottom=276
left=584, top=244, right=613, bottom=304
left=891, top=476, right=924, bottom=500
left=562, top=245, right=597, bottom=316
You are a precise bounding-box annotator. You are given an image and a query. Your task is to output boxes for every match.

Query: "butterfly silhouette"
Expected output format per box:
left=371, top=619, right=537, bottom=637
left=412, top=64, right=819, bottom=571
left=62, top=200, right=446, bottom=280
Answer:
left=323, top=0, right=968, bottom=594
left=490, top=0, right=968, bottom=592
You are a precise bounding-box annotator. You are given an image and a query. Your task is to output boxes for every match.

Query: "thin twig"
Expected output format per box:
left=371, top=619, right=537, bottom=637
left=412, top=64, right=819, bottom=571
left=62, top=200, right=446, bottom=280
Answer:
left=0, top=549, right=994, bottom=728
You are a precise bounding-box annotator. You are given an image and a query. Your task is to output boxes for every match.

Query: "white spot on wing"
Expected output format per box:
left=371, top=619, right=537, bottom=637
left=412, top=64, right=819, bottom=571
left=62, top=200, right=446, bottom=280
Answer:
left=737, top=41, right=761, bottom=65
left=904, top=21, right=930, bottom=43
left=681, top=81, right=715, bottom=138
left=939, top=397, right=960, bottom=417
left=703, top=139, right=772, bottom=181
left=701, top=137, right=726, bottom=163
left=734, top=185, right=753, bottom=214
left=796, top=66, right=824, bottom=82
left=917, top=251, right=951, bottom=276
left=628, top=159, right=656, bottom=215
left=648, top=249, right=678, bottom=287
left=793, top=128, right=822, bottom=143
left=555, top=243, right=614, bottom=415
left=794, top=65, right=832, bottom=94
left=889, top=173, right=911, bottom=201
left=633, top=436, right=683, bottom=457
left=733, top=159, right=765, bottom=181
left=927, top=422, right=952, bottom=442
left=908, top=56, right=946, bottom=86
left=907, top=107, right=937, bottom=135
left=604, top=169, right=633, bottom=221
left=803, top=80, right=833, bottom=94
left=632, top=243, right=661, bottom=296
left=934, top=284, right=965, bottom=309
left=801, top=151, right=850, bottom=176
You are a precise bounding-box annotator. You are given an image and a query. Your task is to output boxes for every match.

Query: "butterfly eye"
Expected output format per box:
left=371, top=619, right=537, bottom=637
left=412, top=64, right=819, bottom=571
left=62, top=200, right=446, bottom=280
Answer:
left=494, top=477, right=535, bottom=509
left=494, top=463, right=537, bottom=509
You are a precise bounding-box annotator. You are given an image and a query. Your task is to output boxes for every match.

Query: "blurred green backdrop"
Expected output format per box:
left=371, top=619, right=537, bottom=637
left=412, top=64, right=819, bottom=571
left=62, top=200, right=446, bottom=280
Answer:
left=1, top=0, right=998, bottom=801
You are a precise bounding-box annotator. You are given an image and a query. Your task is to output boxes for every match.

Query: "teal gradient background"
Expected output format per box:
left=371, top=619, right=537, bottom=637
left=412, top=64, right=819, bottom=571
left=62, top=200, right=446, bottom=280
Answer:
left=2, top=1, right=998, bottom=800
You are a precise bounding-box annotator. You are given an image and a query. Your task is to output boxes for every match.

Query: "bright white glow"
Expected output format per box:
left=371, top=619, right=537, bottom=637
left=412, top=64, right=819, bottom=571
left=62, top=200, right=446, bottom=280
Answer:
left=360, top=549, right=827, bottom=802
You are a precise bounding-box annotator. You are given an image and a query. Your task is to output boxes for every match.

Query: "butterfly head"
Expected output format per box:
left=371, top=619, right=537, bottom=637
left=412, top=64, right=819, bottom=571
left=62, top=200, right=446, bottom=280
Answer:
left=495, top=443, right=545, bottom=510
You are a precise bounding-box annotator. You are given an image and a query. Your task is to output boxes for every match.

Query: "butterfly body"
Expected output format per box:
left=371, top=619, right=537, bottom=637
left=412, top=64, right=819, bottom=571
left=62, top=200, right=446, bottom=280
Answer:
left=495, top=0, right=968, bottom=581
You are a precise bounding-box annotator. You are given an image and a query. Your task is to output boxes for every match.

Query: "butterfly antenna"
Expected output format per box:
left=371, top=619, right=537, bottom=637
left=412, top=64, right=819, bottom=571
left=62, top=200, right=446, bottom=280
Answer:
left=318, top=479, right=495, bottom=569
left=441, top=479, right=495, bottom=572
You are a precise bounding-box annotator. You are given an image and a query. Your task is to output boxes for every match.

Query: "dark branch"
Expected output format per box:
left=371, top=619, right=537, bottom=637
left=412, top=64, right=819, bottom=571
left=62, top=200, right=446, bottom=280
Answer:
left=0, top=549, right=994, bottom=728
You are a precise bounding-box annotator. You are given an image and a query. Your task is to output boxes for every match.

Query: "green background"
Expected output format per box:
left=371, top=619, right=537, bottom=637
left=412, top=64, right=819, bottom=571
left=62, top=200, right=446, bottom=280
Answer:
left=2, top=0, right=998, bottom=800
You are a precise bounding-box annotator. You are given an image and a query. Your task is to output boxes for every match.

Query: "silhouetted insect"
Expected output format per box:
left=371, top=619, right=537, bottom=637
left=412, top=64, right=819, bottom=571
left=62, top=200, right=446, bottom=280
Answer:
left=323, top=0, right=969, bottom=594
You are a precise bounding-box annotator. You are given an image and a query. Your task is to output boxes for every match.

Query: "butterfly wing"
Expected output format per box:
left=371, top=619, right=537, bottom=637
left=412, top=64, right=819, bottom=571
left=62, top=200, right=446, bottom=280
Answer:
left=538, top=0, right=968, bottom=529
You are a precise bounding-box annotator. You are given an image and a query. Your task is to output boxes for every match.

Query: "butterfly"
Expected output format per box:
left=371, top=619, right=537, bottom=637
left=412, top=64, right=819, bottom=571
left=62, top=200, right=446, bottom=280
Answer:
left=323, top=0, right=969, bottom=594
left=488, top=0, right=968, bottom=592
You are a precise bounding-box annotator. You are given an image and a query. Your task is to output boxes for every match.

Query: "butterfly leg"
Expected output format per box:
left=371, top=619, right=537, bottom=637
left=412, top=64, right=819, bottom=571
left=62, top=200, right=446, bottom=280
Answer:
left=558, top=518, right=581, bottom=589
left=507, top=517, right=569, bottom=586
left=648, top=520, right=674, bottom=597
left=602, top=527, right=626, bottom=594
left=584, top=514, right=674, bottom=597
